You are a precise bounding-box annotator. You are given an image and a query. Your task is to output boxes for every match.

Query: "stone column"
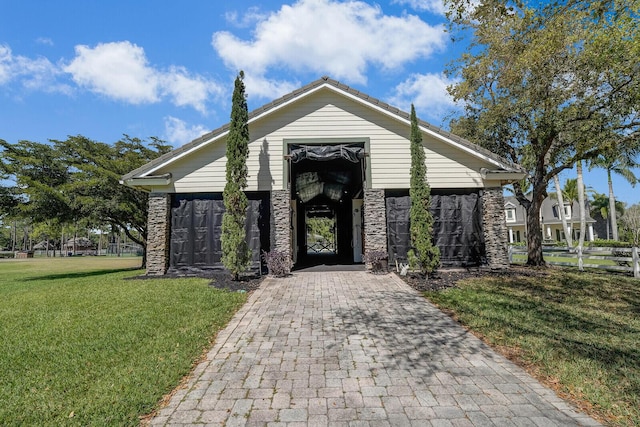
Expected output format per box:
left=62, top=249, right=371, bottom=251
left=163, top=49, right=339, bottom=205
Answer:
left=271, top=189, right=291, bottom=257
left=146, top=192, right=171, bottom=276
left=481, top=187, right=510, bottom=269
left=363, top=189, right=387, bottom=254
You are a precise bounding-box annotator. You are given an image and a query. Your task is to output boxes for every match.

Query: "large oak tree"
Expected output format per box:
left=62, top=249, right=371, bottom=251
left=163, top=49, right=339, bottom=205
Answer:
left=0, top=136, right=172, bottom=266
left=445, top=0, right=640, bottom=264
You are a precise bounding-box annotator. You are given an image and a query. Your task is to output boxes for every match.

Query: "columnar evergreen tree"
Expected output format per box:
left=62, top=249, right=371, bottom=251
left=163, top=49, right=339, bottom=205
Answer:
left=222, top=71, right=251, bottom=280
left=409, top=105, right=440, bottom=275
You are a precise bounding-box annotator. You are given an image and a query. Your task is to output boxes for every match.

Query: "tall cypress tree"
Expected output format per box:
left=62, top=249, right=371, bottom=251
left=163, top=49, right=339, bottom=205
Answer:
left=409, top=104, right=440, bottom=275
left=222, top=71, right=251, bottom=280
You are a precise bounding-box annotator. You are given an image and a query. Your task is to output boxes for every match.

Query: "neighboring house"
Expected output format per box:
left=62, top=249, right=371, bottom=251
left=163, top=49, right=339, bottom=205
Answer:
left=122, top=77, right=526, bottom=276
left=504, top=196, right=596, bottom=244
left=64, top=237, right=96, bottom=255
left=32, top=240, right=56, bottom=251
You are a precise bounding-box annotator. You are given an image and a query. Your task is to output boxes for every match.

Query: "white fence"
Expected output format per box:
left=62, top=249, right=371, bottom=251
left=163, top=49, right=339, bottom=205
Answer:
left=509, top=245, right=640, bottom=278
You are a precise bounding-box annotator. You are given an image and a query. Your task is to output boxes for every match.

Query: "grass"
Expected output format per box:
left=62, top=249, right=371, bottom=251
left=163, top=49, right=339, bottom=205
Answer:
left=0, top=257, right=248, bottom=426
left=511, top=253, right=619, bottom=266
left=425, top=268, right=640, bottom=426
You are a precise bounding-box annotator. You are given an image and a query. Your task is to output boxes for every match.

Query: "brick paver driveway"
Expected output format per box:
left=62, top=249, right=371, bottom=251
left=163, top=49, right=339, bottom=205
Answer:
left=151, top=271, right=600, bottom=426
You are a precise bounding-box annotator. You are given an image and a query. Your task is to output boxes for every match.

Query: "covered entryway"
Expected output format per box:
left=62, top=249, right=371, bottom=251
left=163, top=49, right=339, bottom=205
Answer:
left=288, top=143, right=366, bottom=269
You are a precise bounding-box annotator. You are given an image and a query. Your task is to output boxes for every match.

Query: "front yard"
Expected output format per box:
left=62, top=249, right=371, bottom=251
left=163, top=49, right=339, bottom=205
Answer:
left=424, top=268, right=639, bottom=426
left=0, top=257, right=247, bottom=426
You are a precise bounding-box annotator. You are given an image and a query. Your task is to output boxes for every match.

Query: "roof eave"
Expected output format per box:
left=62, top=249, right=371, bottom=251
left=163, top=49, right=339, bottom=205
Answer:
left=480, top=168, right=527, bottom=183
left=119, top=173, right=172, bottom=190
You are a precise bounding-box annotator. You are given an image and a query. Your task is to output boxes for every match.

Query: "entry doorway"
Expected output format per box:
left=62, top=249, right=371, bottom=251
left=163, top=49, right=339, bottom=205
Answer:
left=305, top=206, right=337, bottom=255
left=288, top=143, right=366, bottom=268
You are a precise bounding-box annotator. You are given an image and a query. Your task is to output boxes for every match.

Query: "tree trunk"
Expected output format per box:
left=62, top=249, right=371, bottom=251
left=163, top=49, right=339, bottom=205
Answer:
left=553, top=174, right=573, bottom=248
left=577, top=161, right=586, bottom=271
left=577, top=161, right=586, bottom=247
left=526, top=194, right=546, bottom=266
left=608, top=169, right=619, bottom=241
left=141, top=247, right=147, bottom=269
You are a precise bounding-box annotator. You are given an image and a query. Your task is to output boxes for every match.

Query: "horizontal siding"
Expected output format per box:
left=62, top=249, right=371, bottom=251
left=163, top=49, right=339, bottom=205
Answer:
left=156, top=89, right=492, bottom=193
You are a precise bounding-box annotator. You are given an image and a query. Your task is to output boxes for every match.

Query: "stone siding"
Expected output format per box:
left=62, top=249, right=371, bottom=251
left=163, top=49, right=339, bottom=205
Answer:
left=146, top=193, right=171, bottom=275
left=271, top=189, right=291, bottom=257
left=481, top=187, right=509, bottom=269
left=363, top=189, right=387, bottom=254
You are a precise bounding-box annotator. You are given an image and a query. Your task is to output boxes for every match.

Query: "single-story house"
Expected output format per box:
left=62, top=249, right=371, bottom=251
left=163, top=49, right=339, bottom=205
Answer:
left=504, top=196, right=596, bottom=244
left=64, top=237, right=96, bottom=255
left=122, top=77, right=526, bottom=276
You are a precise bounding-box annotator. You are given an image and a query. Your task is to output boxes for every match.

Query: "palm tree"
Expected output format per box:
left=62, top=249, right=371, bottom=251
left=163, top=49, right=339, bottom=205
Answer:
left=576, top=161, right=586, bottom=253
left=560, top=177, right=594, bottom=244
left=553, top=174, right=572, bottom=248
left=562, top=178, right=579, bottom=241
left=589, top=151, right=639, bottom=241
left=591, top=193, right=625, bottom=240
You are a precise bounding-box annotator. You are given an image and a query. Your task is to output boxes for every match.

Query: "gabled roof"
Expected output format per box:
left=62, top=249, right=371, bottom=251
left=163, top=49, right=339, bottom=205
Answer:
left=504, top=196, right=595, bottom=225
left=122, top=76, right=525, bottom=182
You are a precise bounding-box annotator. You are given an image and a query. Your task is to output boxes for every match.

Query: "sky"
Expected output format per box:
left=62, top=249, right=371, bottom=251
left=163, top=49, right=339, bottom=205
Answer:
left=1, top=0, right=638, bottom=206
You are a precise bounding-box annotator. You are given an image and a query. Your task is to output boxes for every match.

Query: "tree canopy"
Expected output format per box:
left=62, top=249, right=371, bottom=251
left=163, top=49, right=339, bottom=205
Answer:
left=0, top=136, right=172, bottom=264
left=445, top=0, right=640, bottom=264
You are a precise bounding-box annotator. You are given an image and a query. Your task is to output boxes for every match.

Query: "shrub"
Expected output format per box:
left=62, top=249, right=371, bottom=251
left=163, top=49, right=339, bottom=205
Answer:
left=589, top=239, right=632, bottom=248
left=364, top=250, right=388, bottom=273
left=261, top=250, right=292, bottom=277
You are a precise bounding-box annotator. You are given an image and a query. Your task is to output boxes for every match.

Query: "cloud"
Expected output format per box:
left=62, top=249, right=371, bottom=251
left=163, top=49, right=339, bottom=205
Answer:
left=392, top=0, right=447, bottom=15
left=163, top=116, right=209, bottom=146
left=389, top=72, right=461, bottom=123
left=0, top=44, right=12, bottom=84
left=224, top=6, right=268, bottom=28
left=212, top=0, right=446, bottom=98
left=242, top=73, right=299, bottom=101
left=36, top=37, right=54, bottom=46
left=0, top=43, right=70, bottom=93
left=64, top=41, right=223, bottom=113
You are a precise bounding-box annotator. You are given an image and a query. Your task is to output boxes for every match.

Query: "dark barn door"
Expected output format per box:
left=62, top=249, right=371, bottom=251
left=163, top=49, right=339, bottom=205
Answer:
left=168, top=194, right=268, bottom=274
left=386, top=193, right=486, bottom=267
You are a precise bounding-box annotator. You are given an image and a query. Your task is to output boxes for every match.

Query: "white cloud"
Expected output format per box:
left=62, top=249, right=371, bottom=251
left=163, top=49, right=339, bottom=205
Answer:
left=242, top=73, right=299, bottom=101
left=392, top=0, right=446, bottom=15
left=64, top=41, right=223, bottom=112
left=212, top=0, right=446, bottom=97
left=163, top=116, right=209, bottom=146
left=389, top=72, right=461, bottom=123
left=36, top=37, right=54, bottom=46
left=0, top=44, right=12, bottom=84
left=64, top=42, right=160, bottom=104
left=0, top=43, right=70, bottom=93
left=224, top=7, right=268, bottom=28
left=161, top=66, right=224, bottom=113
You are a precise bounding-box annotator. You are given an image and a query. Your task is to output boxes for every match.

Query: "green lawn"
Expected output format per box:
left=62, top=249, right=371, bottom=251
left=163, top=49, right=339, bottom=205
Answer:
left=0, top=257, right=247, bottom=426
left=511, top=253, right=619, bottom=266
left=425, top=269, right=640, bottom=426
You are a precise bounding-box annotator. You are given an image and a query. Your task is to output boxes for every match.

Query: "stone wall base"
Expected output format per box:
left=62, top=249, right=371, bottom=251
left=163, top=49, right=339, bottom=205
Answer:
left=481, top=187, right=509, bottom=269
left=146, top=193, right=171, bottom=275
left=271, top=189, right=291, bottom=257
left=363, top=189, right=387, bottom=256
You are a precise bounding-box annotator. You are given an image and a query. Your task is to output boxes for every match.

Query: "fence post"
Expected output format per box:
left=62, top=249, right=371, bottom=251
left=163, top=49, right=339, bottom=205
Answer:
left=633, top=246, right=639, bottom=279
left=577, top=246, right=584, bottom=271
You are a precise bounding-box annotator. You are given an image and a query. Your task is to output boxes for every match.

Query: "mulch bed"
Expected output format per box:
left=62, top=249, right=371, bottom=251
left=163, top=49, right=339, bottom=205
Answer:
left=397, top=265, right=550, bottom=292
left=207, top=272, right=264, bottom=292
left=130, top=270, right=265, bottom=292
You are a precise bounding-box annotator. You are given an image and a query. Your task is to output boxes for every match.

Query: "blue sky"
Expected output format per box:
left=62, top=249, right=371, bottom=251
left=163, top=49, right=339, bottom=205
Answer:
left=1, top=0, right=638, bottom=205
